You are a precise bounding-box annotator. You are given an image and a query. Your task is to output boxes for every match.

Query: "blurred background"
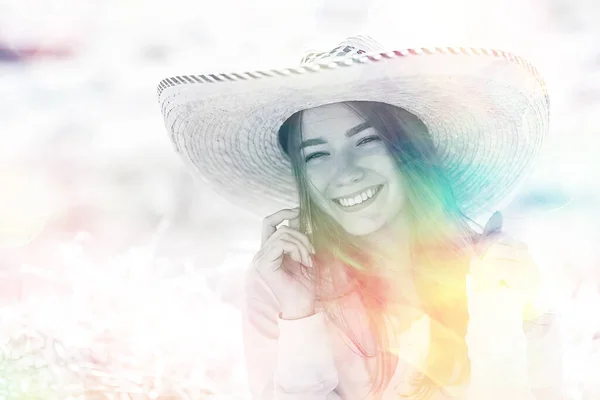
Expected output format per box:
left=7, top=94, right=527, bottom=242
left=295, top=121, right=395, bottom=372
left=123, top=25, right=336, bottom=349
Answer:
left=0, top=0, right=599, bottom=398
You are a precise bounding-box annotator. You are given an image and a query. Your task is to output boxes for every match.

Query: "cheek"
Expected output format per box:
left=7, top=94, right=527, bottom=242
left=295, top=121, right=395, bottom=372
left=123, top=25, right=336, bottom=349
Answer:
left=378, top=163, right=408, bottom=210
left=358, top=150, right=396, bottom=172
left=306, top=169, right=331, bottom=202
left=388, top=174, right=408, bottom=205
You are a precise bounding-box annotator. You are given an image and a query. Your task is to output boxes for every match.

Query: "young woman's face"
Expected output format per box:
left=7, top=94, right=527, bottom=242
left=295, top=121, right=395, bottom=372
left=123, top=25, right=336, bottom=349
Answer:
left=300, top=103, right=407, bottom=236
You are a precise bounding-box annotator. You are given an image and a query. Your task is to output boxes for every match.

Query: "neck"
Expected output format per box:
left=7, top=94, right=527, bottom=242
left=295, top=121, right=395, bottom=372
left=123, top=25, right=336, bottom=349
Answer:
left=363, top=212, right=412, bottom=276
left=360, top=213, right=421, bottom=308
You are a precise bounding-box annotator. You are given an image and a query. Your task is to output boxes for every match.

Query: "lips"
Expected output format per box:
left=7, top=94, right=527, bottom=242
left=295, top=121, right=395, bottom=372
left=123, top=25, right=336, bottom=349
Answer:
left=332, top=184, right=384, bottom=212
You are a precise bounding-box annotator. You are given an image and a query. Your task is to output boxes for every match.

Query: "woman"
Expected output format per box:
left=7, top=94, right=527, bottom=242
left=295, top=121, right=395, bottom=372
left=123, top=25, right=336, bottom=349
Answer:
left=156, top=36, right=562, bottom=399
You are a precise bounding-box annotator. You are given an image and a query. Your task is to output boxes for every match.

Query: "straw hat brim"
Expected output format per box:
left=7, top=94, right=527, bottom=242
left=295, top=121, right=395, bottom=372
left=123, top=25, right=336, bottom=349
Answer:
left=157, top=47, right=549, bottom=220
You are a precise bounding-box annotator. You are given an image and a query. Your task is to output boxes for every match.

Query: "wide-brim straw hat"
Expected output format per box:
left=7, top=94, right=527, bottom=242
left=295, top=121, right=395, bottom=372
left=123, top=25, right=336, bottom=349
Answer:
left=156, top=35, right=549, bottom=220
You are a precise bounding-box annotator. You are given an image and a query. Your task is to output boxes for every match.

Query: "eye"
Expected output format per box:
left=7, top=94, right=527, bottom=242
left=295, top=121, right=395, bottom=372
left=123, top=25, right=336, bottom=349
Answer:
left=357, top=135, right=382, bottom=146
left=304, top=151, right=329, bottom=163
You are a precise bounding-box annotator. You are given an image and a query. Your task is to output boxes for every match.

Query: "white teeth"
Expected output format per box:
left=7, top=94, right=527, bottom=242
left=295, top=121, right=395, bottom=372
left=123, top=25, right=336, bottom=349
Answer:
left=335, top=186, right=381, bottom=208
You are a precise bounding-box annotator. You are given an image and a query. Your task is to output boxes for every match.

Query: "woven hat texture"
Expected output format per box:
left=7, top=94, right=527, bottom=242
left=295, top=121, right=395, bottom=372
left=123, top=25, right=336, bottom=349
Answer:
left=157, top=36, right=549, bottom=219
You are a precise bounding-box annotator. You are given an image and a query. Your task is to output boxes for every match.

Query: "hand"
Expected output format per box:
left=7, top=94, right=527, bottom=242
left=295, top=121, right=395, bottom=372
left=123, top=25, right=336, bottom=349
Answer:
left=252, top=207, right=317, bottom=319
left=472, top=211, right=541, bottom=301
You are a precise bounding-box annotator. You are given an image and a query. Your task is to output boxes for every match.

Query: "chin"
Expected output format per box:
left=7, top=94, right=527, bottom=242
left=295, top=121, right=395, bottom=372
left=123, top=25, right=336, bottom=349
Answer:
left=340, top=218, right=386, bottom=237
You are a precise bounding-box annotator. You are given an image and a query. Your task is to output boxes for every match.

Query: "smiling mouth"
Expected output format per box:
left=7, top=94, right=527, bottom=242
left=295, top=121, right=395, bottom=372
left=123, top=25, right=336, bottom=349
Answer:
left=332, top=184, right=384, bottom=209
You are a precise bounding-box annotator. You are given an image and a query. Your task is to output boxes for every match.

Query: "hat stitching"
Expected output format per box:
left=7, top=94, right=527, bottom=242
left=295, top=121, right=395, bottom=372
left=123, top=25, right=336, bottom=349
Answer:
left=156, top=46, right=545, bottom=98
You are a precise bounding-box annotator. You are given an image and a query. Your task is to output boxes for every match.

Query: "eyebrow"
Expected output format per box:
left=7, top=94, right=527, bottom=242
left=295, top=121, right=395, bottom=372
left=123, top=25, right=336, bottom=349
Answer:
left=299, top=121, right=372, bottom=149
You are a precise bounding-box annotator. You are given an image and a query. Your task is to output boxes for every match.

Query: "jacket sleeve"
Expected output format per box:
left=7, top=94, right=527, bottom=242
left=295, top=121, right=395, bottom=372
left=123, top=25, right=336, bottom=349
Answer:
left=242, top=268, right=340, bottom=400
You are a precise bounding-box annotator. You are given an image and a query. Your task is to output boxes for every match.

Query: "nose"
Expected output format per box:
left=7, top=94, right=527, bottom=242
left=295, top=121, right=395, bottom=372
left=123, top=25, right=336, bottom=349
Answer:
left=333, top=153, right=364, bottom=187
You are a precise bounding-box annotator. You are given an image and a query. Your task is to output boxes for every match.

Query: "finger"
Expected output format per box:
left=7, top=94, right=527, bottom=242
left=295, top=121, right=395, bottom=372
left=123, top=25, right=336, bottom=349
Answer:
left=266, top=233, right=311, bottom=267
left=288, top=210, right=301, bottom=230
left=281, top=240, right=303, bottom=266
left=275, top=225, right=315, bottom=254
left=278, top=234, right=312, bottom=267
left=261, top=239, right=300, bottom=269
left=280, top=241, right=316, bottom=277
left=262, top=208, right=300, bottom=245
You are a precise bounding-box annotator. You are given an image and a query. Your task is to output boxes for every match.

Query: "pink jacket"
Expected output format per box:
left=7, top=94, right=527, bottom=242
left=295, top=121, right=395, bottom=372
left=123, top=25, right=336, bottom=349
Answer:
left=242, top=267, right=563, bottom=400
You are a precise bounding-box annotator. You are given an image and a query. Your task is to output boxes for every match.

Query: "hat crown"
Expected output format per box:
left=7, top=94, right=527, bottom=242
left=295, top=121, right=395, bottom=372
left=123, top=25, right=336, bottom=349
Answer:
left=299, top=35, right=385, bottom=65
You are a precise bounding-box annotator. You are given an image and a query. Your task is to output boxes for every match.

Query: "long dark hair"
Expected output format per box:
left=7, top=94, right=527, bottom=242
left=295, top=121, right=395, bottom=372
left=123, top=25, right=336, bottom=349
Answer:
left=278, top=101, right=477, bottom=399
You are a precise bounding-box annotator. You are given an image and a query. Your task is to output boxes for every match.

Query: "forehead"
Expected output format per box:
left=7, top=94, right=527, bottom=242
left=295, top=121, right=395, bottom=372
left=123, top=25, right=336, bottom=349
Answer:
left=301, top=103, right=365, bottom=140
